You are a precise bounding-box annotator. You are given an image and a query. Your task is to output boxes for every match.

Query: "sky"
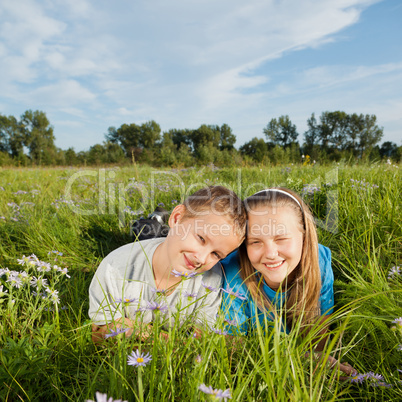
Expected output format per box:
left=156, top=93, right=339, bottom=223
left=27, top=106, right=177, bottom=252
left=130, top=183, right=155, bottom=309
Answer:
left=0, top=0, right=401, bottom=151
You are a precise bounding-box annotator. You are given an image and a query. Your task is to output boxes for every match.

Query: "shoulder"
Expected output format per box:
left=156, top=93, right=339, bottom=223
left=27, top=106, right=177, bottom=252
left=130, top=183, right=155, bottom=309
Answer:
left=100, top=238, right=164, bottom=275
left=106, top=238, right=164, bottom=259
left=198, top=262, right=223, bottom=287
left=318, top=243, right=334, bottom=284
left=220, top=250, right=243, bottom=283
left=318, top=244, right=331, bottom=265
left=220, top=250, right=250, bottom=296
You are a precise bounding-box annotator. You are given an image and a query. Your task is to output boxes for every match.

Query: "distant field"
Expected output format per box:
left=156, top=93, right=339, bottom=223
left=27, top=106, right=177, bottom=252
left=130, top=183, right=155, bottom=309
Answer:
left=0, top=163, right=401, bottom=401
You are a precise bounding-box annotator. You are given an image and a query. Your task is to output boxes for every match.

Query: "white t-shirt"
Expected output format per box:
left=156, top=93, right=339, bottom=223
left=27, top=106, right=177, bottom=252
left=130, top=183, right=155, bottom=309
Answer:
left=88, top=238, right=222, bottom=329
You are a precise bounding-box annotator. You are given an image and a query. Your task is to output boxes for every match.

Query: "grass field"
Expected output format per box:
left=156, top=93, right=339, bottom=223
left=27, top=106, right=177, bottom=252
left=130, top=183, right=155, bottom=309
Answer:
left=0, top=162, right=401, bottom=401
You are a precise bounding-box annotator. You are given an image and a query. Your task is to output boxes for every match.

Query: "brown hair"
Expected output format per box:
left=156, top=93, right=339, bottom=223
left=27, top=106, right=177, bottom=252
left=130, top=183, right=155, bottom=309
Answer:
left=181, top=186, right=246, bottom=241
left=239, top=187, right=321, bottom=329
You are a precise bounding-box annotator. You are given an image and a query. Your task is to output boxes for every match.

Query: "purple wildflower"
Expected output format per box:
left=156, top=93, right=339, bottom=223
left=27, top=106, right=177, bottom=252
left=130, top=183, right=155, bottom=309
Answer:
left=7, top=275, right=23, bottom=288
left=145, top=301, right=168, bottom=313
left=388, top=266, right=401, bottom=280
left=127, top=350, right=152, bottom=367
left=201, top=282, right=217, bottom=293
left=0, top=268, right=9, bottom=277
left=397, top=345, right=402, bottom=351
left=184, top=291, right=198, bottom=300
left=222, top=287, right=247, bottom=300
left=17, top=254, right=38, bottom=267
left=150, top=287, right=168, bottom=296
left=48, top=250, right=63, bottom=256
left=114, top=297, right=138, bottom=305
left=212, top=328, right=228, bottom=335
left=104, top=327, right=130, bottom=339
left=30, top=276, right=49, bottom=288
left=350, top=372, right=392, bottom=388
left=198, top=384, right=231, bottom=400
left=171, top=269, right=197, bottom=278
left=45, top=288, right=60, bottom=304
left=224, top=319, right=238, bottom=326
left=365, top=372, right=384, bottom=382
left=350, top=373, right=366, bottom=384
left=392, top=317, right=402, bottom=327
left=86, top=391, right=128, bottom=402
left=58, top=267, right=70, bottom=278
left=302, top=184, right=321, bottom=195
left=37, top=261, right=51, bottom=272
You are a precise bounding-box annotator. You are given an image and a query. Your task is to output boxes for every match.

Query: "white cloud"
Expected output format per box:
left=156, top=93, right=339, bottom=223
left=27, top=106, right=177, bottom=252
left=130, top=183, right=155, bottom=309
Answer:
left=28, top=80, right=96, bottom=106
left=2, top=0, right=399, bottom=149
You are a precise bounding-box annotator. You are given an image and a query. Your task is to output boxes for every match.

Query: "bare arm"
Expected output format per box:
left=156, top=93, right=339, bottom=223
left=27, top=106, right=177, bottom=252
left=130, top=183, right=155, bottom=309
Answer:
left=91, top=317, right=137, bottom=343
left=91, top=318, right=170, bottom=343
left=307, top=314, right=357, bottom=378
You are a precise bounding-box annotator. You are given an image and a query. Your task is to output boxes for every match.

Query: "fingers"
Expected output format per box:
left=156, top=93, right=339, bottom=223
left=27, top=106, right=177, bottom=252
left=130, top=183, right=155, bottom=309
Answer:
left=338, top=362, right=357, bottom=376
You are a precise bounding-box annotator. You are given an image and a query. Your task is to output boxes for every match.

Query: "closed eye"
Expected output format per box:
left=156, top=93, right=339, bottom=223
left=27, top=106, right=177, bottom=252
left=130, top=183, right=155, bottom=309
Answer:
left=247, top=240, right=261, bottom=245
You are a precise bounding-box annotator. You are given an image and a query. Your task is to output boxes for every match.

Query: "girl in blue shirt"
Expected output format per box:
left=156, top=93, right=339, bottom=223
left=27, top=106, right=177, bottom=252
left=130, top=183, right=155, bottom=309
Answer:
left=221, top=188, right=333, bottom=334
left=221, top=188, right=356, bottom=375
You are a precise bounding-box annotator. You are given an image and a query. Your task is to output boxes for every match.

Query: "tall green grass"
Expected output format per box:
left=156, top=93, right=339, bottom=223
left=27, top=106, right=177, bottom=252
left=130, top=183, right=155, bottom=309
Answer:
left=0, top=163, right=401, bottom=401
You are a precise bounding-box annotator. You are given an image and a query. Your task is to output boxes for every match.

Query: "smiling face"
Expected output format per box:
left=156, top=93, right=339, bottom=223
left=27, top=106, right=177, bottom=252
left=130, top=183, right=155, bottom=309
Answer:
left=154, top=205, right=242, bottom=278
left=246, top=205, right=304, bottom=290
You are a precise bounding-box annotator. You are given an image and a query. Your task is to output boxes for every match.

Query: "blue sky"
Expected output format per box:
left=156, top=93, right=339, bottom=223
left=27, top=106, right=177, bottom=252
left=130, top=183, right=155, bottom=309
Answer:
left=0, top=0, right=401, bottom=151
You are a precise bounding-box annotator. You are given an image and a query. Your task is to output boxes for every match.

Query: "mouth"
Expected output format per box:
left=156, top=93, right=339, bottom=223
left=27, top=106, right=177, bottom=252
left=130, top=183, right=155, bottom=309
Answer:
left=263, top=260, right=285, bottom=270
left=184, top=254, right=198, bottom=270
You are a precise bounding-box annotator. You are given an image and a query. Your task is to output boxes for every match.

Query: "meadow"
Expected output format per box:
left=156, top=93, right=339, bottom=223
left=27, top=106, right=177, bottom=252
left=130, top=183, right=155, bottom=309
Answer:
left=0, top=162, right=401, bottom=401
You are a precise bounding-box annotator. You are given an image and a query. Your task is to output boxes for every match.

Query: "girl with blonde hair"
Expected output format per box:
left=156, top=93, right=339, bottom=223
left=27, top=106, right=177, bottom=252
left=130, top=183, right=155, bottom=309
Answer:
left=222, top=187, right=332, bottom=333
left=221, top=188, right=356, bottom=375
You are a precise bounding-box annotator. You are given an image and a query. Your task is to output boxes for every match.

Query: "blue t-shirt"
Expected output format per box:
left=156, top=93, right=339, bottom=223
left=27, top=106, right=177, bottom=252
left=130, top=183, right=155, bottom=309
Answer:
left=221, top=244, right=334, bottom=334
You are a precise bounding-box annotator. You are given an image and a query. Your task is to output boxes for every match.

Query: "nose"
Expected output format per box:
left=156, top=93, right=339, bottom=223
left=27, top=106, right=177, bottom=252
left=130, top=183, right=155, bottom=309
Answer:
left=264, top=242, right=278, bottom=259
left=195, top=248, right=211, bottom=267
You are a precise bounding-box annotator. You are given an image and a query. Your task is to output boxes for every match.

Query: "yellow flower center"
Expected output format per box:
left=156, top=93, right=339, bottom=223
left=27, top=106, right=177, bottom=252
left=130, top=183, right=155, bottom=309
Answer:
left=137, top=357, right=144, bottom=363
left=184, top=273, right=188, bottom=276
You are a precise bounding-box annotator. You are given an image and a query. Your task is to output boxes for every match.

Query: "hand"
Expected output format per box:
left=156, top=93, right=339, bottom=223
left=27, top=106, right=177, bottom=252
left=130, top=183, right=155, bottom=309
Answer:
left=324, top=355, right=357, bottom=380
left=306, top=351, right=357, bottom=380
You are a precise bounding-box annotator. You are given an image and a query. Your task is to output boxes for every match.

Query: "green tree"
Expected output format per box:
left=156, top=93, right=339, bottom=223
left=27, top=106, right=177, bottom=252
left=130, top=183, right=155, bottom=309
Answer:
left=321, top=111, right=350, bottom=150
left=105, top=120, right=161, bottom=159
left=140, top=120, right=161, bottom=149
left=175, top=144, right=194, bottom=167
left=263, top=115, right=298, bottom=147
left=20, top=110, right=56, bottom=164
left=239, top=137, right=267, bottom=163
left=105, top=126, right=119, bottom=143
left=304, top=111, right=383, bottom=158
left=304, top=113, right=319, bottom=148
left=165, top=129, right=193, bottom=151
left=103, top=141, right=126, bottom=164
left=219, top=124, right=236, bottom=150
left=191, top=125, right=221, bottom=156
left=350, top=114, right=383, bottom=157
left=65, top=148, right=78, bottom=165
left=380, top=141, right=398, bottom=159
left=0, top=114, right=24, bottom=156
left=159, top=132, right=177, bottom=166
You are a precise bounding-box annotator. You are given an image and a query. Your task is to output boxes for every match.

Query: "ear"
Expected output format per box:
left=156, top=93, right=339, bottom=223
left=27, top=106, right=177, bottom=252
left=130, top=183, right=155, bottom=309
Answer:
left=168, top=204, right=186, bottom=228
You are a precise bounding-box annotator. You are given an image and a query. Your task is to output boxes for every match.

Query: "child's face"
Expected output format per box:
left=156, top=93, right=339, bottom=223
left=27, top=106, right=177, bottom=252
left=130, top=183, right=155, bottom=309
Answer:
left=246, top=205, right=303, bottom=289
left=165, top=205, right=242, bottom=275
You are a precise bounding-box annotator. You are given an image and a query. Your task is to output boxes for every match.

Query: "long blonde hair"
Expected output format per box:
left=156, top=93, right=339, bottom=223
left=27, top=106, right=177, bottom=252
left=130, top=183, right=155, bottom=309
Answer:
left=239, top=188, right=321, bottom=329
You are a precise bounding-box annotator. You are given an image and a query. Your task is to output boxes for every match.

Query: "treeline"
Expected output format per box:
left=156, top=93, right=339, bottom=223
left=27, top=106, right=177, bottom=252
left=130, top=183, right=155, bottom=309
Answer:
left=0, top=110, right=400, bottom=167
